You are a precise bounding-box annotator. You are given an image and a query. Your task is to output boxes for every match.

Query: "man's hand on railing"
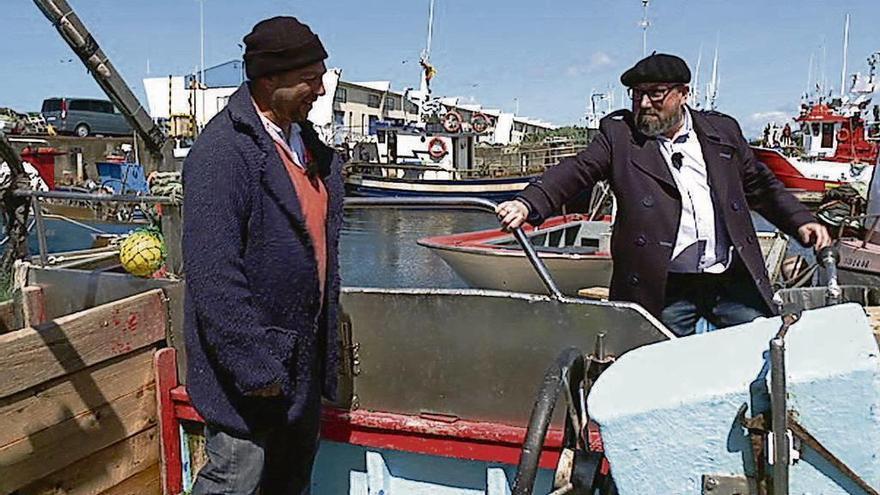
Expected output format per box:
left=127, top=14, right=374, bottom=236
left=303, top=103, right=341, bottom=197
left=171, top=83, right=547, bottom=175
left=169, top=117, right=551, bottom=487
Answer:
left=496, top=199, right=530, bottom=231
left=798, top=222, right=832, bottom=250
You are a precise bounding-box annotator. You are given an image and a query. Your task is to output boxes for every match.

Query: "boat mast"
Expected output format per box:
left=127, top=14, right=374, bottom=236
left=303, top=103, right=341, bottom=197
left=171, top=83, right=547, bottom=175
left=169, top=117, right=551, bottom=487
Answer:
left=691, top=45, right=703, bottom=109
left=806, top=52, right=814, bottom=100
left=639, top=0, right=650, bottom=56
left=840, top=13, right=850, bottom=97
left=706, top=42, right=719, bottom=110
left=419, top=0, right=436, bottom=96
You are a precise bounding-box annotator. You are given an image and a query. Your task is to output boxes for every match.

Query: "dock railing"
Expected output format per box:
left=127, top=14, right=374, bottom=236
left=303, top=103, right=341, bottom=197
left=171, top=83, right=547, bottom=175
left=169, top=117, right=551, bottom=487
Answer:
left=9, top=192, right=565, bottom=299
left=10, top=188, right=180, bottom=270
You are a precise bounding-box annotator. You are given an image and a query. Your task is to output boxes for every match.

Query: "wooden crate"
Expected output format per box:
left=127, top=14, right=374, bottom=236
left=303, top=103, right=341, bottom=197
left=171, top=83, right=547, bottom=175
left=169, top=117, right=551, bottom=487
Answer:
left=0, top=287, right=168, bottom=494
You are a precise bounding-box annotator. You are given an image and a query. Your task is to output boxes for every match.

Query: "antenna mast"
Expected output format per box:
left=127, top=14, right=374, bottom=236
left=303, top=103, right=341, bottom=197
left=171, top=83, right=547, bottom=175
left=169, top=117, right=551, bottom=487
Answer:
left=640, top=0, right=650, bottom=56
left=707, top=42, right=719, bottom=110
left=424, top=0, right=435, bottom=60
left=840, top=13, right=850, bottom=96
left=692, top=45, right=703, bottom=108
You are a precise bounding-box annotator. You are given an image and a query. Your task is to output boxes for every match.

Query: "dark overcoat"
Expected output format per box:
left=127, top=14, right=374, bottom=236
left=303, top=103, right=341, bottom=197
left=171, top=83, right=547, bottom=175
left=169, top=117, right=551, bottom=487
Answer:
left=182, top=83, right=344, bottom=435
left=517, top=109, right=815, bottom=317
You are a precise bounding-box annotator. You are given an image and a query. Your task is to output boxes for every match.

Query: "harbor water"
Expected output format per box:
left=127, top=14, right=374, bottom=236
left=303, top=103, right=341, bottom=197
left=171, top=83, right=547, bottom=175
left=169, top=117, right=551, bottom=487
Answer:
left=30, top=208, right=811, bottom=289
left=339, top=208, right=499, bottom=288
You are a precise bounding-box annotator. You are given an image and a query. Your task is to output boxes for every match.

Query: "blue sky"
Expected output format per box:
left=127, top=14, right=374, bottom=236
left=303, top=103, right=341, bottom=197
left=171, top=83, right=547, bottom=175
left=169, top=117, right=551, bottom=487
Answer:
left=1, top=0, right=877, bottom=137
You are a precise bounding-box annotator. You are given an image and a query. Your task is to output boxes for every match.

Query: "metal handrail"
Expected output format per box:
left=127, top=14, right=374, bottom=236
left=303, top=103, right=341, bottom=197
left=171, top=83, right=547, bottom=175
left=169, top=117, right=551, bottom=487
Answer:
left=13, top=189, right=178, bottom=205
left=14, top=191, right=565, bottom=299
left=11, top=188, right=177, bottom=267
left=343, top=196, right=565, bottom=300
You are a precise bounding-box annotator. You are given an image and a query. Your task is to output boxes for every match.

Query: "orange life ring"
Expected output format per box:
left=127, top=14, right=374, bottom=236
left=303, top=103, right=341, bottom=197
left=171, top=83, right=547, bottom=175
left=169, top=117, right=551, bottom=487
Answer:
left=427, top=137, right=447, bottom=160
left=837, top=127, right=850, bottom=142
left=441, top=111, right=463, bottom=133
left=471, top=112, right=491, bottom=134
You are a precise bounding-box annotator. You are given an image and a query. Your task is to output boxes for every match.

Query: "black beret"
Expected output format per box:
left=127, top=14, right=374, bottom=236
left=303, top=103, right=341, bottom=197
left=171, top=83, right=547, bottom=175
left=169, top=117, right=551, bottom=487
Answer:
left=244, top=16, right=328, bottom=79
left=620, top=52, right=691, bottom=87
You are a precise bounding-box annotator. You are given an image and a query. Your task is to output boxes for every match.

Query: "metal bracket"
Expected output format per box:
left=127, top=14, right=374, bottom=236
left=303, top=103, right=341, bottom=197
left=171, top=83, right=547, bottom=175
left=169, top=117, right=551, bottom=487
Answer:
left=702, top=475, right=750, bottom=495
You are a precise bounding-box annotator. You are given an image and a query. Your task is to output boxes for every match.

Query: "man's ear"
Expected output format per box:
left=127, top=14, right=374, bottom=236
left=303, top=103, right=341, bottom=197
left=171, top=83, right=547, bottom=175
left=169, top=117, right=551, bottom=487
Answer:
left=254, top=76, right=276, bottom=95
left=680, top=85, right=691, bottom=99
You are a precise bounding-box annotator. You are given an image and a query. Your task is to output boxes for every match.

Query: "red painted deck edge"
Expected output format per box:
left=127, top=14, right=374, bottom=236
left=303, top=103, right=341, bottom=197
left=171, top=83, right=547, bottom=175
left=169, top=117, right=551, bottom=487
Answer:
left=158, top=349, right=604, bottom=490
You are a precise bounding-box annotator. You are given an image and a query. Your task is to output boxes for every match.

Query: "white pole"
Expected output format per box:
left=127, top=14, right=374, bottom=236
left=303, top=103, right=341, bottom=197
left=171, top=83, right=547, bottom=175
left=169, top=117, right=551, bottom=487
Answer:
left=425, top=0, right=435, bottom=59
left=806, top=52, right=814, bottom=96
left=840, top=13, right=850, bottom=96
left=641, top=0, right=650, bottom=56
left=708, top=43, right=719, bottom=110
left=199, top=0, right=205, bottom=86
left=692, top=45, right=703, bottom=108
left=199, top=0, right=206, bottom=131
left=819, top=36, right=828, bottom=98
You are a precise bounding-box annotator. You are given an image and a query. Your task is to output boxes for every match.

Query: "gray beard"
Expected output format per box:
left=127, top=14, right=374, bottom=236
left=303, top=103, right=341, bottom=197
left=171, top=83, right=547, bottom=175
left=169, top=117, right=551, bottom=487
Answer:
left=636, top=107, right=684, bottom=137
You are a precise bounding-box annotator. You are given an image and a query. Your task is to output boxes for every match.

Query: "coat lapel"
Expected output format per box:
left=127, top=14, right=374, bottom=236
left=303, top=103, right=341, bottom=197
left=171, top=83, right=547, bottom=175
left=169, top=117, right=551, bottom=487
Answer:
left=630, top=134, right=677, bottom=191
left=261, top=138, right=309, bottom=228
left=691, top=112, right=738, bottom=205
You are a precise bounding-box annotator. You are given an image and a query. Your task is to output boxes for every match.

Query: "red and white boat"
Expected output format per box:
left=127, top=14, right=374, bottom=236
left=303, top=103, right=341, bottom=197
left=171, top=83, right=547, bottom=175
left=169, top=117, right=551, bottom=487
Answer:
left=753, top=52, right=880, bottom=192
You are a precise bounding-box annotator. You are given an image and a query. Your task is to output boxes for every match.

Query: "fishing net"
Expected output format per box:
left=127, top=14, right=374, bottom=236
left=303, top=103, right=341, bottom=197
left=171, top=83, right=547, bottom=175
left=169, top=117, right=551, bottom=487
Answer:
left=119, top=227, right=166, bottom=277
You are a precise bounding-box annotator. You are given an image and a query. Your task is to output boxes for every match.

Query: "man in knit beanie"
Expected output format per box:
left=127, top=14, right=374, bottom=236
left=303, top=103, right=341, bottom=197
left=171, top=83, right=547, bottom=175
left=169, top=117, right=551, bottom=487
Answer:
left=184, top=16, right=344, bottom=494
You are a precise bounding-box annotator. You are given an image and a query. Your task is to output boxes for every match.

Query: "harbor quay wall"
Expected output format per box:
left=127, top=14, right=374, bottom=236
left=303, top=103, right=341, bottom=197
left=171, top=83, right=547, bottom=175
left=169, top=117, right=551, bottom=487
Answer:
left=10, top=134, right=135, bottom=186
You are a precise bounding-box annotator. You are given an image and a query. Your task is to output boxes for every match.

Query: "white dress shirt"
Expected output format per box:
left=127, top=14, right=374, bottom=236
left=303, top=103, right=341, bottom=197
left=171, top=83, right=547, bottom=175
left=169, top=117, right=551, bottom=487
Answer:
left=657, top=107, right=730, bottom=273
left=254, top=104, right=308, bottom=168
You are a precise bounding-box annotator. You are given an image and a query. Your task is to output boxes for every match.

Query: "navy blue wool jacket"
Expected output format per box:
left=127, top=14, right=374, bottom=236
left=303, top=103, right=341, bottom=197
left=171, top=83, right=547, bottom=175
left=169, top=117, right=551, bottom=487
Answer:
left=183, top=83, right=344, bottom=435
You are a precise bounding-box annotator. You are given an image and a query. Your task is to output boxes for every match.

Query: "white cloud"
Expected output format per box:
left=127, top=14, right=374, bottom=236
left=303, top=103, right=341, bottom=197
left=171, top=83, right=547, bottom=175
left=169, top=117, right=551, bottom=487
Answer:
left=565, top=51, right=614, bottom=77
left=742, top=110, right=794, bottom=139
left=749, top=111, right=790, bottom=123
left=589, top=51, right=613, bottom=70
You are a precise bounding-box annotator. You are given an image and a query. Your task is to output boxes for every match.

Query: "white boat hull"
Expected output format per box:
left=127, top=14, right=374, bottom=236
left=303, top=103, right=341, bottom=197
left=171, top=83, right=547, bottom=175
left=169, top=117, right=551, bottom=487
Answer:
left=429, top=246, right=612, bottom=296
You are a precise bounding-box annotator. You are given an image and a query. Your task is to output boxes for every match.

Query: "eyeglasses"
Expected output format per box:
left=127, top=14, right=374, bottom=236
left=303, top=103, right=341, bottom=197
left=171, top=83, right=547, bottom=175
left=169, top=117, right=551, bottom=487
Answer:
left=627, top=85, right=683, bottom=103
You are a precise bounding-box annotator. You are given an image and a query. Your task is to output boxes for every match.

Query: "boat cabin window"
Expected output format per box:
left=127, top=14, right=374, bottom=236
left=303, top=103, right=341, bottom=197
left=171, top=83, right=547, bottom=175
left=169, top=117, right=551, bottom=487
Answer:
left=377, top=130, right=386, bottom=143
left=821, top=123, right=835, bottom=148
left=811, top=123, right=820, bottom=137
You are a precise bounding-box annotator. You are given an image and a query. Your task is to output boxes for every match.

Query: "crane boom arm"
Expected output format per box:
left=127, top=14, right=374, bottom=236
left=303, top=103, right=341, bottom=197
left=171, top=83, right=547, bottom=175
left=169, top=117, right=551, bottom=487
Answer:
left=33, top=0, right=172, bottom=170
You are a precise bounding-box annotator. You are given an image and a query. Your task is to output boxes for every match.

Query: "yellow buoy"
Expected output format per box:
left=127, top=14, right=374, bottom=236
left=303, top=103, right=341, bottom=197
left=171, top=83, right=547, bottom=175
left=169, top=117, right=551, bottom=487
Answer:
left=119, top=228, right=166, bottom=277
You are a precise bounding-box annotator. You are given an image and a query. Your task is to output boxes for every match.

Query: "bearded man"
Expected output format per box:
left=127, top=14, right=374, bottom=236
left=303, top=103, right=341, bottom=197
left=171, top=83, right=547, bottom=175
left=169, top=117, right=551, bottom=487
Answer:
left=497, top=53, right=830, bottom=336
left=183, top=16, right=344, bottom=494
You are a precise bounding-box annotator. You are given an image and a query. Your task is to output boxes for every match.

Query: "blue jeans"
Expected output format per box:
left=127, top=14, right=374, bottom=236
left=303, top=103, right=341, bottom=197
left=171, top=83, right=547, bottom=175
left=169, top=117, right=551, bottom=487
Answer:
left=192, top=399, right=321, bottom=495
left=661, top=265, right=771, bottom=337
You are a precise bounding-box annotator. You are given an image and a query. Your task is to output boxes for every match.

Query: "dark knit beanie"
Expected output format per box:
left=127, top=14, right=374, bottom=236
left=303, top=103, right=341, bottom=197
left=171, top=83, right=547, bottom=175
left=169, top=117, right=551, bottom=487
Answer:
left=620, top=52, right=691, bottom=87
left=243, top=16, right=328, bottom=79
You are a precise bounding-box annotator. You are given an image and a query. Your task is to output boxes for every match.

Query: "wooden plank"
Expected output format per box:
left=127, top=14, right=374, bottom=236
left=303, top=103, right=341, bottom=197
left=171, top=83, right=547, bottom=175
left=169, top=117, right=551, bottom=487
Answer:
left=577, top=286, right=610, bottom=300
left=22, top=285, right=47, bottom=327
left=0, top=384, right=157, bottom=493
left=0, top=289, right=167, bottom=399
left=0, top=298, right=18, bottom=334
left=97, top=463, right=161, bottom=495
left=0, top=348, right=155, bottom=448
left=18, top=427, right=159, bottom=495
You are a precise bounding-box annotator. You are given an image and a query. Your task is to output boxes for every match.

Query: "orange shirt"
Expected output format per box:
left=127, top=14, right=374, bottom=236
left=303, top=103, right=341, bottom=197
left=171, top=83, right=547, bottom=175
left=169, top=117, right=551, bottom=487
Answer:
left=273, top=141, right=329, bottom=301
